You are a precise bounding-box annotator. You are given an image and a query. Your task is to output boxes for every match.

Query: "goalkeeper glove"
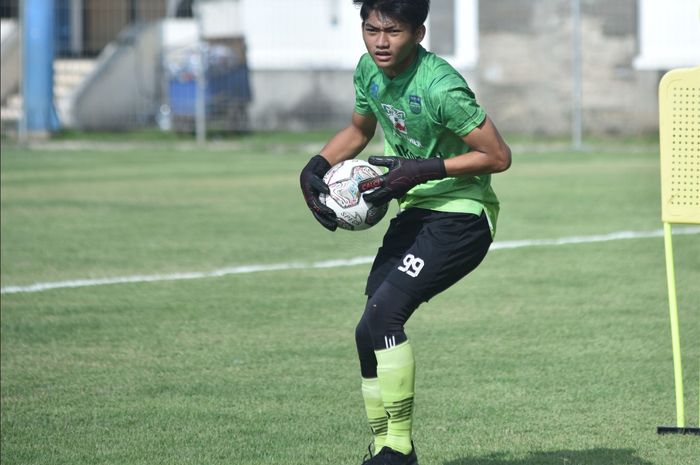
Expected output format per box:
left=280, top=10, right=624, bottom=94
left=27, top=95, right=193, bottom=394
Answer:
left=300, top=155, right=337, bottom=232
left=358, top=156, right=446, bottom=205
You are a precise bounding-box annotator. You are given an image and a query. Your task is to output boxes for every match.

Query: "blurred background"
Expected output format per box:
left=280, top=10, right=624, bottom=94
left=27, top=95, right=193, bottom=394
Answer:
left=0, top=0, right=698, bottom=141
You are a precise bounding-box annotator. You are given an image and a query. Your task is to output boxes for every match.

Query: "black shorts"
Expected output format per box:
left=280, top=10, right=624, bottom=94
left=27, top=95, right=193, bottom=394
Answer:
left=365, top=208, right=493, bottom=302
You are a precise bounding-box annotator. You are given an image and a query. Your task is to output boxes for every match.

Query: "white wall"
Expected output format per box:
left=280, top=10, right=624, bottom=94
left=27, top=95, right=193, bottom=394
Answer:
left=1, top=19, right=20, bottom=103
left=442, top=0, right=479, bottom=70
left=634, top=0, right=700, bottom=69
left=240, top=0, right=366, bottom=69
left=239, top=0, right=478, bottom=70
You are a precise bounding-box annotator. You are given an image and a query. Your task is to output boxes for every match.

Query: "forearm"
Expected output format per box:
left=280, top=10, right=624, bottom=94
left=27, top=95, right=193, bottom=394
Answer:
left=319, top=111, right=377, bottom=166
left=319, top=125, right=372, bottom=165
left=443, top=147, right=511, bottom=177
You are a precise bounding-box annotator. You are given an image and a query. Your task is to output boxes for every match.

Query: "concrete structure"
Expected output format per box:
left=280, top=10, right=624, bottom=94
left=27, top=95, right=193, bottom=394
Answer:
left=475, top=0, right=699, bottom=136
left=243, top=0, right=700, bottom=136
left=0, top=19, right=19, bottom=104
left=1, top=0, right=699, bottom=136
left=69, top=23, right=163, bottom=129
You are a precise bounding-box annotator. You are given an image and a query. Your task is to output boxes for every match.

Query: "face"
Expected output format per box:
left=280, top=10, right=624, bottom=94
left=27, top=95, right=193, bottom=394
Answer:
left=362, top=10, right=425, bottom=78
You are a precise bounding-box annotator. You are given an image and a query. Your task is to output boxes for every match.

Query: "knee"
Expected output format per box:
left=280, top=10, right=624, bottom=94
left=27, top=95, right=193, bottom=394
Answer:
left=365, top=282, right=417, bottom=331
left=362, top=283, right=419, bottom=350
left=355, top=315, right=372, bottom=348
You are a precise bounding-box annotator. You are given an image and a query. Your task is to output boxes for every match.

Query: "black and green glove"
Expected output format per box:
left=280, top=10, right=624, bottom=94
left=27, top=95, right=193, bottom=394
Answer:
left=358, top=156, right=446, bottom=205
left=300, top=155, right=337, bottom=231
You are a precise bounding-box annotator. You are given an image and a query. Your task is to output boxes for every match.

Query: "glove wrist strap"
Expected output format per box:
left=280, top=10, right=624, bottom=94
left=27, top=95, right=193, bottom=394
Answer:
left=311, top=154, right=331, bottom=172
left=419, top=157, right=446, bottom=181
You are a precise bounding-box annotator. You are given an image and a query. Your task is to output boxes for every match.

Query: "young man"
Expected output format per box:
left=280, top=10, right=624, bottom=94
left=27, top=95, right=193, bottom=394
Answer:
left=300, top=1, right=511, bottom=464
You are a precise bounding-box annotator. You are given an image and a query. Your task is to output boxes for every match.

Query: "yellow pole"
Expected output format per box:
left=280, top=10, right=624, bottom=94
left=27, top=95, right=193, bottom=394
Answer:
left=663, top=222, right=685, bottom=427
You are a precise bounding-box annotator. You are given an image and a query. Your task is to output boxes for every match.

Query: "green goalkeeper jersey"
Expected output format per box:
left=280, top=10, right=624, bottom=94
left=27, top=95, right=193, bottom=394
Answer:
left=353, top=45, right=500, bottom=234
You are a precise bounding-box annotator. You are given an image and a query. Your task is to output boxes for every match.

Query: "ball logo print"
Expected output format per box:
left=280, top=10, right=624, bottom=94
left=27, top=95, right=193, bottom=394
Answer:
left=319, top=159, right=389, bottom=231
left=398, top=254, right=424, bottom=278
left=327, top=179, right=360, bottom=208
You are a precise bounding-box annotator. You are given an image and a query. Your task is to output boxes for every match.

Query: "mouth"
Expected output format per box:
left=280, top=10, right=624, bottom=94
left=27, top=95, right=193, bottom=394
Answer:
left=374, top=51, right=392, bottom=63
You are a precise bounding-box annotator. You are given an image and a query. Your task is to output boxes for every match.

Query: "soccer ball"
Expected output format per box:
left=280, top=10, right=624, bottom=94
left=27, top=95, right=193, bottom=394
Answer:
left=320, top=159, right=389, bottom=231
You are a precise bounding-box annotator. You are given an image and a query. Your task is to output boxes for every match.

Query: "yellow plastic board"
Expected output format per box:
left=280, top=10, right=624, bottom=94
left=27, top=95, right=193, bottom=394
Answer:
left=659, top=66, right=700, bottom=224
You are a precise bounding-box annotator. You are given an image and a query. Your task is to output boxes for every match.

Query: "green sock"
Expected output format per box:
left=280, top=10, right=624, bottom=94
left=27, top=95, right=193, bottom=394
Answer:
left=376, top=340, right=415, bottom=455
left=361, top=377, right=387, bottom=455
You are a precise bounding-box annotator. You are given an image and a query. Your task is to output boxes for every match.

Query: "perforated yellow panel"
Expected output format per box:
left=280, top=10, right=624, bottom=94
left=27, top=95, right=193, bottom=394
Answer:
left=659, top=66, right=700, bottom=224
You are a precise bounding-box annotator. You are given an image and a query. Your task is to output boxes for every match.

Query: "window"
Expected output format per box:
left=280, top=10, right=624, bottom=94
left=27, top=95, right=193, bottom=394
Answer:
left=427, top=0, right=478, bottom=69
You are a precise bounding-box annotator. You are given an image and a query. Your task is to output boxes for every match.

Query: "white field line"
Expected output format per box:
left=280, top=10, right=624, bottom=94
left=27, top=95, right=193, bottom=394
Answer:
left=2, top=227, right=699, bottom=295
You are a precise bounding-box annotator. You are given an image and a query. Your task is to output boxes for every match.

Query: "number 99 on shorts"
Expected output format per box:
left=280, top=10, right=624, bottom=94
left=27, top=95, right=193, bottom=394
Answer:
left=398, top=254, right=425, bottom=278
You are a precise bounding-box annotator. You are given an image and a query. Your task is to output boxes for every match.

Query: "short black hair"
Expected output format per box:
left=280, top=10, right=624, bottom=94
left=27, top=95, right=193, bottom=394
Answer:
left=353, top=0, right=430, bottom=31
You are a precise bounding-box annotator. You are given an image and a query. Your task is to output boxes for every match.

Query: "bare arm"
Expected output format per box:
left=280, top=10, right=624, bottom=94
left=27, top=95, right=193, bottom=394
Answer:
left=443, top=116, right=512, bottom=176
left=319, top=111, right=378, bottom=165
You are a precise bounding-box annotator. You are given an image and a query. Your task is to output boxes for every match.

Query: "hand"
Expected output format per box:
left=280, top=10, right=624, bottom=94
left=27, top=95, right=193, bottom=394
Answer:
left=358, top=156, right=446, bottom=205
left=300, top=155, right=337, bottom=231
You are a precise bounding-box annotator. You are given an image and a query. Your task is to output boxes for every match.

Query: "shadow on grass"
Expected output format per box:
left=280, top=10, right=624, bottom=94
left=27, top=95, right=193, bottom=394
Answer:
left=445, top=448, right=654, bottom=465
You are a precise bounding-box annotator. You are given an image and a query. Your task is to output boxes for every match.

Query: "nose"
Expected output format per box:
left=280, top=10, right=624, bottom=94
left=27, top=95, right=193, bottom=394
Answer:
left=377, top=32, right=389, bottom=48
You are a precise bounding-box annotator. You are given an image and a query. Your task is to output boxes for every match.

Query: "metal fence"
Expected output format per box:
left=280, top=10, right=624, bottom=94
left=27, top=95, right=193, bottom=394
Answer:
left=1, top=0, right=252, bottom=138
left=1, top=0, right=695, bottom=140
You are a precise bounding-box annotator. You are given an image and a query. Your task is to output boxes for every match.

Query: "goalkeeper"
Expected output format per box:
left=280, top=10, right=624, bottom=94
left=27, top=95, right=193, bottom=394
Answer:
left=300, top=1, right=511, bottom=464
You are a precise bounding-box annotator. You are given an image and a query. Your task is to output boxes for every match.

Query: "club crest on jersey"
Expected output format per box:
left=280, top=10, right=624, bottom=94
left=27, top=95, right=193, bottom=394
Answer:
left=409, top=95, right=422, bottom=114
left=381, top=103, right=407, bottom=134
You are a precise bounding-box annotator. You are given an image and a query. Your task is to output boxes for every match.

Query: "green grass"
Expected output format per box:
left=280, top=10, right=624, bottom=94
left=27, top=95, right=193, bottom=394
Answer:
left=1, top=138, right=698, bottom=465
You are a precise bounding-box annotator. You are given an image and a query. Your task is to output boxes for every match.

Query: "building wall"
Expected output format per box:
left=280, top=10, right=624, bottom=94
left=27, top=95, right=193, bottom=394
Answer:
left=247, top=69, right=354, bottom=131
left=477, top=0, right=661, bottom=136
left=244, top=0, right=479, bottom=132
left=6, top=0, right=691, bottom=135
left=246, top=0, right=667, bottom=136
left=83, top=0, right=166, bottom=54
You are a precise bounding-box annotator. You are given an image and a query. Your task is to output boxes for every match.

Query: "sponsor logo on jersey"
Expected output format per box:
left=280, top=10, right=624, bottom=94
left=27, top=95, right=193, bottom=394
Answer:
left=381, top=103, right=407, bottom=134
left=404, top=136, right=423, bottom=148
left=381, top=103, right=423, bottom=148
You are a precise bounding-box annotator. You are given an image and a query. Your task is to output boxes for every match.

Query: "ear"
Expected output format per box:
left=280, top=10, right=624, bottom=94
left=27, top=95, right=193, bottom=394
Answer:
left=415, top=24, right=426, bottom=44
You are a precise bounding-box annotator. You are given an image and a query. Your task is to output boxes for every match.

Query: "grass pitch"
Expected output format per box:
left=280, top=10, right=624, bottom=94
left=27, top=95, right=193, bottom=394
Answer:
left=1, top=134, right=698, bottom=465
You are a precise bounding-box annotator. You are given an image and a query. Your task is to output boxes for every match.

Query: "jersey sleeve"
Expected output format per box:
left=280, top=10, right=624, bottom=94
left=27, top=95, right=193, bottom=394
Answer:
left=433, top=79, right=486, bottom=137
left=353, top=55, right=372, bottom=116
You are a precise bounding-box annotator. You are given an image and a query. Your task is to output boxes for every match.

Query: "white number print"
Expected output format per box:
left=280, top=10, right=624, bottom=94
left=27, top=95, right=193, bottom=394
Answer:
left=398, top=254, right=425, bottom=278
